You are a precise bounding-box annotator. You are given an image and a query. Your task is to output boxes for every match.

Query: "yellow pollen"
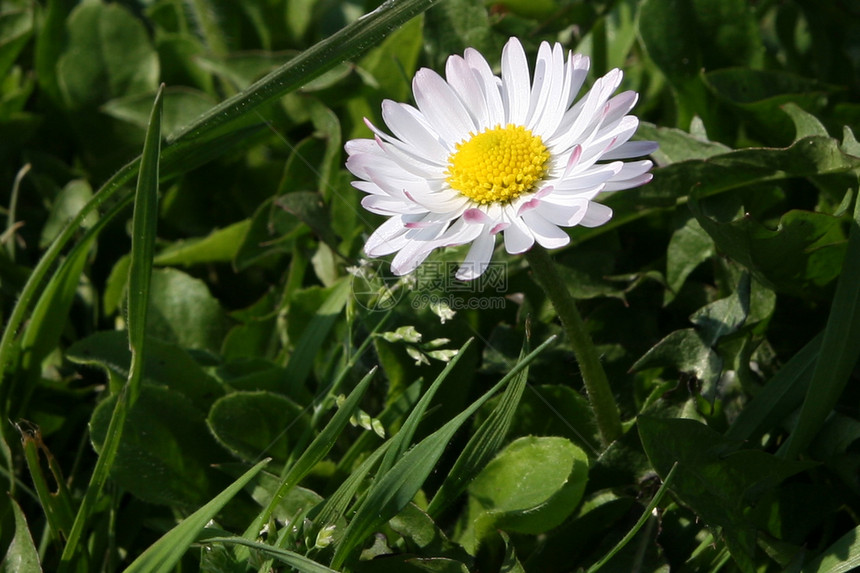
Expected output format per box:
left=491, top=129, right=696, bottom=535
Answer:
left=446, top=124, right=550, bottom=205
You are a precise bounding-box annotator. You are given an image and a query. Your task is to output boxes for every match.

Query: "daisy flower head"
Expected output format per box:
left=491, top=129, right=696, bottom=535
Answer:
left=345, top=37, right=657, bottom=281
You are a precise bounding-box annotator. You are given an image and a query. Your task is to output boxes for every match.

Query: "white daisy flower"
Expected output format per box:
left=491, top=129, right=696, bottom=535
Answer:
left=345, top=37, right=657, bottom=281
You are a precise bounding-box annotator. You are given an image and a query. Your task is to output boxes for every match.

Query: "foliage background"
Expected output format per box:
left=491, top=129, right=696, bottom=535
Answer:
left=1, top=0, right=859, bottom=571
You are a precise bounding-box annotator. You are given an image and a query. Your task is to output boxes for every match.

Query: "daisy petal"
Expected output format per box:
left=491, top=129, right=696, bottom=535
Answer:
left=465, top=47, right=506, bottom=125
left=601, top=140, right=659, bottom=160
left=456, top=231, right=496, bottom=280
left=381, top=101, right=448, bottom=162
left=446, top=55, right=490, bottom=128
left=501, top=37, right=531, bottom=125
left=413, top=68, right=476, bottom=144
left=503, top=214, right=535, bottom=254
left=522, top=211, right=571, bottom=249
left=579, top=202, right=614, bottom=227
left=365, top=217, right=410, bottom=256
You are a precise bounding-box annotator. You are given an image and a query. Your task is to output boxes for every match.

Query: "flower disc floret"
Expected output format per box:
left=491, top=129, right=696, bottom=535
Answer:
left=446, top=124, right=550, bottom=205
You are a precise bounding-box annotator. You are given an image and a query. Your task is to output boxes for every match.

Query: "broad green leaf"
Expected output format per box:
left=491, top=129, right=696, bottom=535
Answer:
left=498, top=384, right=600, bottom=454
left=3, top=496, right=41, bottom=573
left=207, top=391, right=309, bottom=464
left=638, top=0, right=762, bottom=128
left=275, top=102, right=341, bottom=197
left=781, top=198, right=860, bottom=458
left=620, top=133, right=860, bottom=216
left=703, top=69, right=829, bottom=144
left=356, top=15, right=424, bottom=103
left=492, top=0, right=555, bottom=19
left=275, top=192, right=340, bottom=251
left=146, top=268, right=232, bottom=354
left=283, top=278, right=350, bottom=387
left=102, top=255, right=130, bottom=316
left=639, top=416, right=812, bottom=572
left=153, top=219, right=251, bottom=267
left=664, top=216, right=715, bottom=304
left=39, top=179, right=96, bottom=248
left=66, top=331, right=224, bottom=409
left=234, top=196, right=301, bottom=271
left=689, top=272, right=750, bottom=347
left=33, top=0, right=66, bottom=104
left=523, top=493, right=635, bottom=571
left=0, top=5, right=33, bottom=86
left=214, top=358, right=311, bottom=404
left=150, top=31, right=213, bottom=94
left=691, top=197, right=848, bottom=298
left=89, top=384, right=230, bottom=509
left=0, top=64, right=34, bottom=120
left=250, top=473, right=323, bottom=526
left=460, top=437, right=588, bottom=552
left=631, top=329, right=722, bottom=391
left=0, top=7, right=33, bottom=82
left=781, top=102, right=830, bottom=139
left=389, top=503, right=470, bottom=562
left=636, top=122, right=731, bottom=166
left=56, top=2, right=159, bottom=109
left=499, top=531, right=527, bottom=573
left=101, top=88, right=217, bottom=136
left=285, top=0, right=319, bottom=41
left=423, top=0, right=492, bottom=71
left=123, top=459, right=269, bottom=573
left=196, top=52, right=294, bottom=90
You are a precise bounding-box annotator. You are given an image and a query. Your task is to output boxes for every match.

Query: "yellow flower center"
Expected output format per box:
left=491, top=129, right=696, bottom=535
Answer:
left=446, top=124, right=550, bottom=205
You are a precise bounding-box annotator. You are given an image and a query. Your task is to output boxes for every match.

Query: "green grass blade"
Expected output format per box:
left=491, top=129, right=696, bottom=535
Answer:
left=164, top=0, right=439, bottom=147
left=126, top=83, right=163, bottom=404
left=283, top=278, right=350, bottom=386
left=59, top=87, right=164, bottom=569
left=20, top=425, right=75, bottom=545
left=331, top=336, right=558, bottom=569
left=427, top=335, right=531, bottom=517
left=309, top=440, right=391, bottom=538
left=725, top=332, right=822, bottom=443
left=311, top=309, right=393, bottom=427
left=202, top=537, right=337, bottom=573
left=585, top=463, right=679, bottom=573
left=801, top=524, right=860, bottom=573
left=377, top=338, right=474, bottom=477
left=122, top=459, right=270, bottom=573
left=252, top=367, right=377, bottom=534
left=780, top=198, right=860, bottom=458
left=0, top=159, right=138, bottom=396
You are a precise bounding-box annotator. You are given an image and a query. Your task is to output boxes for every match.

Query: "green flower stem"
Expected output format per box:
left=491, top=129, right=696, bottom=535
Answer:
left=525, top=245, right=622, bottom=446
